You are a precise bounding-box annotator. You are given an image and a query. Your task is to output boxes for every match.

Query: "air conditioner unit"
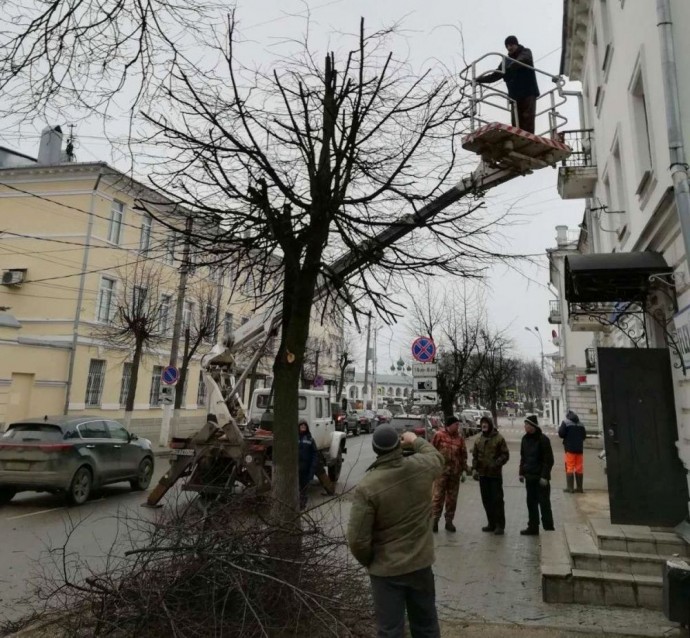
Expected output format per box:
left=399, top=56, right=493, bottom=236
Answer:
left=1, top=270, right=25, bottom=287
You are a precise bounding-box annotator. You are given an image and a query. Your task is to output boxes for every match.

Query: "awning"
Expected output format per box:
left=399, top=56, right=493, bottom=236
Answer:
left=564, top=252, right=672, bottom=303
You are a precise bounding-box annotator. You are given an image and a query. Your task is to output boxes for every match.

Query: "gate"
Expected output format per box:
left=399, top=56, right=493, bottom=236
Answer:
left=598, top=347, right=688, bottom=526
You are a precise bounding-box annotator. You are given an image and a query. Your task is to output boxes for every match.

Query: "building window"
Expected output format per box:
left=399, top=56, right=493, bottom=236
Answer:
left=97, top=277, right=116, bottom=323
left=139, top=214, right=152, bottom=253
left=159, top=294, right=171, bottom=334
left=149, top=366, right=163, bottom=406
left=197, top=371, right=206, bottom=406
left=133, top=285, right=147, bottom=315
left=205, top=303, right=218, bottom=342
left=120, top=362, right=132, bottom=407
left=85, top=359, right=106, bottom=406
left=182, top=300, right=194, bottom=329
left=164, top=234, right=176, bottom=265
left=224, top=312, right=234, bottom=338
left=630, top=67, right=653, bottom=187
left=108, top=200, right=124, bottom=244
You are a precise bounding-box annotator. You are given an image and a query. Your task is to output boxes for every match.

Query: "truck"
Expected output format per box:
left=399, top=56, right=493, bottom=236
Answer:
left=145, top=61, right=572, bottom=506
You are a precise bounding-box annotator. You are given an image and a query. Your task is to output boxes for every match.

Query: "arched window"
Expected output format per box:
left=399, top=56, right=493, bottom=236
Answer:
left=395, top=387, right=401, bottom=397
left=349, top=386, right=358, bottom=399
left=403, top=388, right=409, bottom=397
left=387, top=387, right=393, bottom=396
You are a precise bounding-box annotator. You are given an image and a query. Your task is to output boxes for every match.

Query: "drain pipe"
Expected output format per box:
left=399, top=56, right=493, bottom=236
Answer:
left=657, top=0, right=690, bottom=273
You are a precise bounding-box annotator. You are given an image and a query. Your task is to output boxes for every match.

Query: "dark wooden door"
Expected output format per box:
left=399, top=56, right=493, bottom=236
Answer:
left=598, top=347, right=688, bottom=526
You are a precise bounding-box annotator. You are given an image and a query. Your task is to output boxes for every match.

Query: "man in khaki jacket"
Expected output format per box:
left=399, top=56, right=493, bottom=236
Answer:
left=347, top=426, right=444, bottom=638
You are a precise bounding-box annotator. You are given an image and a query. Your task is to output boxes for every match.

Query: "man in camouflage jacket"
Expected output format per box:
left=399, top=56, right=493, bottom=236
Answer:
left=431, top=415, right=468, bottom=532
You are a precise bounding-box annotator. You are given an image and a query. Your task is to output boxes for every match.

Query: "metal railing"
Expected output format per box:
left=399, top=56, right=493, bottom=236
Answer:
left=459, top=52, right=569, bottom=140
left=559, top=129, right=595, bottom=168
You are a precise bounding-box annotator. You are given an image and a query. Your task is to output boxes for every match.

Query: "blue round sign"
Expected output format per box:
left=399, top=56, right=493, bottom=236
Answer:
left=161, top=365, right=180, bottom=386
left=411, top=336, right=436, bottom=363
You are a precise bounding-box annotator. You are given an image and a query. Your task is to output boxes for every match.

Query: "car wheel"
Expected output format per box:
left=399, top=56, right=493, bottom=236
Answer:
left=328, top=452, right=343, bottom=482
left=67, top=466, right=92, bottom=506
left=0, top=487, right=16, bottom=505
left=130, top=457, right=154, bottom=491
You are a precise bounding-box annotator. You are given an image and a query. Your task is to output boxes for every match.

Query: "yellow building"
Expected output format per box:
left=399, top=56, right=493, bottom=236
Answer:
left=0, top=128, right=343, bottom=439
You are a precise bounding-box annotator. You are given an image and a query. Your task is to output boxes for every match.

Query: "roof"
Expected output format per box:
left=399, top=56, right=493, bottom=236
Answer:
left=565, top=252, right=672, bottom=303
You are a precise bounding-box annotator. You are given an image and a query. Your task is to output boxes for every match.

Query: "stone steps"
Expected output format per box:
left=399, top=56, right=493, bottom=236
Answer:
left=542, top=517, right=687, bottom=610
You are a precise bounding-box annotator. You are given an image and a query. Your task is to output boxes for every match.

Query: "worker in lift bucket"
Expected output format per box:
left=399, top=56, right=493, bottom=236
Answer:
left=476, top=35, right=540, bottom=134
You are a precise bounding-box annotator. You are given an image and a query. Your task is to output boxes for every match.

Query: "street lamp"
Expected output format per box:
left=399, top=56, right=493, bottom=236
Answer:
left=525, top=326, right=546, bottom=418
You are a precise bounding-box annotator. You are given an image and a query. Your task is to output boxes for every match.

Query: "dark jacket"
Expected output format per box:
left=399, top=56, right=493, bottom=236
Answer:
left=472, top=420, right=510, bottom=478
left=558, top=410, right=587, bottom=454
left=347, top=438, right=444, bottom=577
left=478, top=45, right=540, bottom=100
left=298, top=425, right=318, bottom=479
left=519, top=424, right=554, bottom=480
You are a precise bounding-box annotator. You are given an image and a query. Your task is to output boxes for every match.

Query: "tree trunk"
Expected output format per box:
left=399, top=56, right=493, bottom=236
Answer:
left=125, top=338, right=144, bottom=426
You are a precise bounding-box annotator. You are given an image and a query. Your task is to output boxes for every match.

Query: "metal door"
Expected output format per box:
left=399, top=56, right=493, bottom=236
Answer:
left=76, top=420, right=120, bottom=482
left=598, top=348, right=689, bottom=526
left=105, top=420, right=140, bottom=478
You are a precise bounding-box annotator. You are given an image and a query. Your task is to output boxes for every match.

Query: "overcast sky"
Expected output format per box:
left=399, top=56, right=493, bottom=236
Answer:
left=3, top=0, right=583, bottom=371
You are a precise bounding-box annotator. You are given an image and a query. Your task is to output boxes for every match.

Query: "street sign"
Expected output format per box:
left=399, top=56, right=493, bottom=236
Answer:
left=411, top=336, right=436, bottom=363
left=161, top=365, right=180, bottom=386
left=411, top=363, right=438, bottom=377
left=313, top=375, right=325, bottom=388
left=413, top=391, right=438, bottom=405
left=415, top=378, right=437, bottom=392
left=159, top=385, right=175, bottom=405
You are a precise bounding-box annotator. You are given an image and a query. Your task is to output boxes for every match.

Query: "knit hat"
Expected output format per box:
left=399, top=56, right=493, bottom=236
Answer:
left=504, top=35, right=519, bottom=46
left=372, top=425, right=401, bottom=456
left=445, top=415, right=460, bottom=428
left=524, top=414, right=539, bottom=428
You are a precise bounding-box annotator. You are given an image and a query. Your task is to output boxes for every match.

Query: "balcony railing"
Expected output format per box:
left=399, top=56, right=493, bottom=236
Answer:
left=560, top=129, right=595, bottom=168
left=548, top=299, right=561, bottom=324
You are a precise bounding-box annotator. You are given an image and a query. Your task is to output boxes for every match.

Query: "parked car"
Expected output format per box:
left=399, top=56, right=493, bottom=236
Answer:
left=376, top=409, right=393, bottom=425
left=0, top=416, right=155, bottom=506
left=331, top=402, right=347, bottom=432
left=460, top=410, right=483, bottom=437
left=388, top=415, right=433, bottom=441
left=346, top=410, right=377, bottom=436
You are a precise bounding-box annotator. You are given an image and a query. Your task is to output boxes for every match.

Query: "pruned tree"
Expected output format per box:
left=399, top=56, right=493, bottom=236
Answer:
left=336, top=330, right=360, bottom=403
left=409, top=285, right=486, bottom=417
left=1, top=8, right=515, bottom=522
left=479, top=330, right=519, bottom=422
left=93, top=263, right=169, bottom=426
left=514, top=359, right=545, bottom=411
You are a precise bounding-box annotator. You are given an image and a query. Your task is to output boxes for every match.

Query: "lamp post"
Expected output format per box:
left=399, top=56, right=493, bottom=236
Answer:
left=525, top=326, right=546, bottom=417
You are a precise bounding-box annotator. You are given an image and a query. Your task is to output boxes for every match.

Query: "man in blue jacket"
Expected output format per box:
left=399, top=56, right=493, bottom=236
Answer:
left=558, top=410, right=587, bottom=493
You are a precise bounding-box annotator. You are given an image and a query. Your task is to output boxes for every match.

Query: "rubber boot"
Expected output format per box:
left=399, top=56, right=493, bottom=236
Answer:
left=575, top=473, right=584, bottom=493
left=563, top=474, right=574, bottom=493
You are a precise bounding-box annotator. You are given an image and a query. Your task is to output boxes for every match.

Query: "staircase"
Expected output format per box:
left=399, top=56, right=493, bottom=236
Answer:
left=542, top=516, right=687, bottom=609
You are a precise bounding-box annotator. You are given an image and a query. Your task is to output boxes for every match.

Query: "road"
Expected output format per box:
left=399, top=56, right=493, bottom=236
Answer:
left=0, top=424, right=675, bottom=636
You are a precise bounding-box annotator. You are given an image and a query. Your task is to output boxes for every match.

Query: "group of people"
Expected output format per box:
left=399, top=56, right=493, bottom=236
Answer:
left=346, top=409, right=587, bottom=637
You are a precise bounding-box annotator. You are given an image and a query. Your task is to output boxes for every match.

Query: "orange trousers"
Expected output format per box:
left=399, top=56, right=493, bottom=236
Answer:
left=564, top=452, right=583, bottom=474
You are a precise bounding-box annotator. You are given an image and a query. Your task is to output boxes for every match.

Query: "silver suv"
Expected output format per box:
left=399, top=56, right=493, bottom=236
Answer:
left=0, top=416, right=154, bottom=505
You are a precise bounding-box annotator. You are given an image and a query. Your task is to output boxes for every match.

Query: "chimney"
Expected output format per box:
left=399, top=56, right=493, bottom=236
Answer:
left=37, top=125, right=63, bottom=165
left=555, top=225, right=569, bottom=247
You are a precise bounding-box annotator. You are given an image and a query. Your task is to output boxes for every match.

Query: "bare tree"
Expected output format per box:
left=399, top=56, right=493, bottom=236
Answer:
left=93, top=263, right=169, bottom=426
left=409, top=285, right=486, bottom=417
left=0, top=9, right=514, bottom=522
left=336, top=330, right=360, bottom=403
left=478, top=330, right=518, bottom=422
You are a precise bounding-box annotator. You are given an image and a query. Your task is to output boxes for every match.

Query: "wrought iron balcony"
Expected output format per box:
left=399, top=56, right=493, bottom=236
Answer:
left=557, top=129, right=597, bottom=199
left=548, top=299, right=561, bottom=324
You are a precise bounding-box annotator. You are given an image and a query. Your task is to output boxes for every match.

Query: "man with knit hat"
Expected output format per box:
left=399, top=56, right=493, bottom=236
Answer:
left=519, top=414, right=555, bottom=535
left=347, top=425, right=444, bottom=638
left=431, top=415, right=468, bottom=533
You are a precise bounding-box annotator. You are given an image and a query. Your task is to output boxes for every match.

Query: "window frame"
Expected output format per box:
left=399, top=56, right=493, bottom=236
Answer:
left=108, top=200, right=124, bottom=245
left=97, top=276, right=116, bottom=323
left=85, top=359, right=107, bottom=407
left=149, top=365, right=164, bottom=407
left=139, top=213, right=152, bottom=253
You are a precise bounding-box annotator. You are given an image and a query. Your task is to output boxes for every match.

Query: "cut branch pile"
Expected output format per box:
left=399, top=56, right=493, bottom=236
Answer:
left=3, top=496, right=374, bottom=638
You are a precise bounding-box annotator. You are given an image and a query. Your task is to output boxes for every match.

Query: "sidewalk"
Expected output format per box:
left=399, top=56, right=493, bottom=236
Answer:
left=431, top=431, right=681, bottom=637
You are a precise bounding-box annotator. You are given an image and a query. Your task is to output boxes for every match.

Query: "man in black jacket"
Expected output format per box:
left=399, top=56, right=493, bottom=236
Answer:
left=476, top=35, right=540, bottom=133
left=519, top=415, right=554, bottom=535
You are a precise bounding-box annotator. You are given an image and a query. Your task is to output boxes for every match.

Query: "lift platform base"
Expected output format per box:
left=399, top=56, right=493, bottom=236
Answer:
left=462, top=123, right=571, bottom=172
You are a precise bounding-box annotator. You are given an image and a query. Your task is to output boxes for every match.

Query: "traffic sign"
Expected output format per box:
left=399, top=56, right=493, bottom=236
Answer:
left=411, top=337, right=436, bottom=363
left=159, top=385, right=175, bottom=405
left=415, top=378, right=437, bottom=392
left=313, top=375, right=325, bottom=388
left=413, top=391, right=438, bottom=405
left=161, top=365, right=179, bottom=386
left=411, top=363, right=438, bottom=377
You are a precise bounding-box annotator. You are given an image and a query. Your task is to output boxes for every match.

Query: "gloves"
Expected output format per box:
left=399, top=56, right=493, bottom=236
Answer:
left=519, top=476, right=525, bottom=483
left=539, top=478, right=549, bottom=487
left=461, top=471, right=467, bottom=483
left=472, top=470, right=479, bottom=481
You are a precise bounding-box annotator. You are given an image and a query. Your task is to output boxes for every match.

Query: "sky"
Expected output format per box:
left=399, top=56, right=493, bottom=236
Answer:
left=2, top=0, right=583, bottom=371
